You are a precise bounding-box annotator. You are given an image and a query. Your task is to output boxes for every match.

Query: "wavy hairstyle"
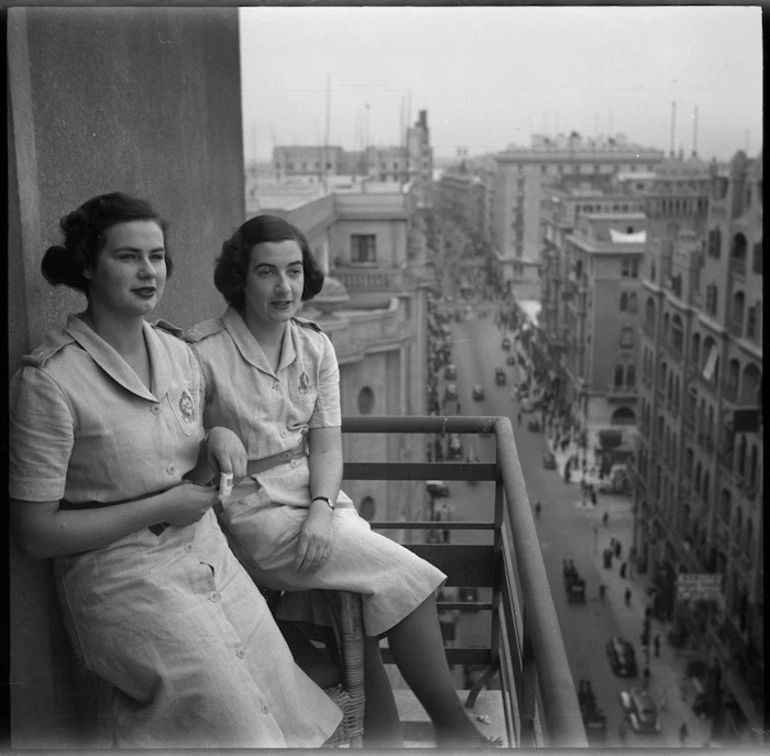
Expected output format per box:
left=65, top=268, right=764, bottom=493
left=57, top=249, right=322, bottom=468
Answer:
left=213, top=214, right=324, bottom=311
left=40, top=192, right=171, bottom=296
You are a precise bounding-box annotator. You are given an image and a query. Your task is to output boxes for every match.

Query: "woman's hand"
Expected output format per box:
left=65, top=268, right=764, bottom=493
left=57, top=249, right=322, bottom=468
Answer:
left=160, top=482, right=220, bottom=527
left=295, top=501, right=333, bottom=573
left=206, top=427, right=248, bottom=481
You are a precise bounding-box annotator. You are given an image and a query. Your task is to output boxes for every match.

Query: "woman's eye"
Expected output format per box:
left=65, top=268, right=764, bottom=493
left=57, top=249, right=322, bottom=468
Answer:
left=288, top=268, right=302, bottom=277
left=120, top=253, right=136, bottom=261
left=151, top=253, right=165, bottom=262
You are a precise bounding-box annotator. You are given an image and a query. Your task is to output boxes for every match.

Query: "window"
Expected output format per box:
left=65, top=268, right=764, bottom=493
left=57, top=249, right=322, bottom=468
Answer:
left=752, top=242, right=762, bottom=275
left=626, top=364, right=636, bottom=388
left=628, top=293, right=638, bottom=313
left=619, top=292, right=628, bottom=311
left=351, top=235, right=376, bottom=263
left=619, top=326, right=634, bottom=349
left=357, top=386, right=375, bottom=414
left=707, top=228, right=721, bottom=259
left=621, top=257, right=640, bottom=278
left=614, top=364, right=625, bottom=387
left=746, top=306, right=757, bottom=340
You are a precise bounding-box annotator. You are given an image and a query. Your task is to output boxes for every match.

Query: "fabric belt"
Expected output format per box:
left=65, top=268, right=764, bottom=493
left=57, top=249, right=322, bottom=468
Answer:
left=246, top=443, right=307, bottom=476
left=60, top=489, right=172, bottom=536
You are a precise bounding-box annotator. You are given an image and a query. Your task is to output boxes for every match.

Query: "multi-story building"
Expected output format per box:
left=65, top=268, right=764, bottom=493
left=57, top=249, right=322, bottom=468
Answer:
left=560, top=210, right=647, bottom=463
left=406, top=109, right=434, bottom=209
left=492, top=133, right=664, bottom=296
left=436, top=162, right=485, bottom=238
left=272, top=145, right=346, bottom=180
left=631, top=151, right=763, bottom=743
left=539, top=180, right=648, bottom=410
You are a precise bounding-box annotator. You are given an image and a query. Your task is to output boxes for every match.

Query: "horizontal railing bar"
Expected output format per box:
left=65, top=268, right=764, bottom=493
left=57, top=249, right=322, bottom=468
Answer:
left=438, top=602, right=494, bottom=611
left=370, top=521, right=493, bottom=530
left=344, top=462, right=497, bottom=481
left=342, top=415, right=499, bottom=435
left=381, top=647, right=492, bottom=666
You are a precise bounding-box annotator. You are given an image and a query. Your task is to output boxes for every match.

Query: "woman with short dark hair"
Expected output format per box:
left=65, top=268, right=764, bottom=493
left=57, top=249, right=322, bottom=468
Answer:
left=9, top=194, right=342, bottom=748
left=187, top=214, right=499, bottom=748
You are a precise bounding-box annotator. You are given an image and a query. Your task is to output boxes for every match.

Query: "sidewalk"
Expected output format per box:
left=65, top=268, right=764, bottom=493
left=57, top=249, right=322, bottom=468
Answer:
left=547, top=435, right=716, bottom=748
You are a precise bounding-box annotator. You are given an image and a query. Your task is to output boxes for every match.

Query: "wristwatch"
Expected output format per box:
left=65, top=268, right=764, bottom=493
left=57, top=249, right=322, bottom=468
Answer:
left=311, top=495, right=335, bottom=511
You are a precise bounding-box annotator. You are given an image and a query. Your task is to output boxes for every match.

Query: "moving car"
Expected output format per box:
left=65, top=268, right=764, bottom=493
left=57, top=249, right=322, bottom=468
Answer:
left=447, top=433, right=464, bottom=461
left=619, top=688, right=661, bottom=734
left=426, top=480, right=450, bottom=498
left=495, top=367, right=506, bottom=386
left=606, top=636, right=638, bottom=677
left=472, top=384, right=485, bottom=401
left=542, top=451, right=557, bottom=470
left=444, top=363, right=457, bottom=380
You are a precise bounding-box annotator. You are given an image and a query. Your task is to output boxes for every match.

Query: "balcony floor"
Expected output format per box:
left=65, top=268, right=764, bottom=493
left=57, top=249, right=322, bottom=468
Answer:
left=395, top=688, right=509, bottom=748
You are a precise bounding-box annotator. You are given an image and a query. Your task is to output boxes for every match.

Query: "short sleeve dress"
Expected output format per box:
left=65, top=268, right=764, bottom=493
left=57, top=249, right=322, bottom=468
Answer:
left=187, top=307, right=446, bottom=637
left=9, top=314, right=341, bottom=748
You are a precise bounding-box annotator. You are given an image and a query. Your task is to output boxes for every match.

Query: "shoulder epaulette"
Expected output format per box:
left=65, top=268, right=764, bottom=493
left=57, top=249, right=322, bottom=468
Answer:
left=184, top=317, right=226, bottom=343
left=292, top=316, right=323, bottom=333
left=21, top=330, right=75, bottom=368
left=151, top=319, right=184, bottom=339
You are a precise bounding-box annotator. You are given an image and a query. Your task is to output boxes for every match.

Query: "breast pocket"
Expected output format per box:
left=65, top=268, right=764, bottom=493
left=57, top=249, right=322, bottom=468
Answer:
left=167, top=386, right=198, bottom=437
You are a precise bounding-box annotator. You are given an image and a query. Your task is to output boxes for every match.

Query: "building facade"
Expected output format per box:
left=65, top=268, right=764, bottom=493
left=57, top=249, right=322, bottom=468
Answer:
left=492, top=133, right=664, bottom=289
left=631, top=151, right=763, bottom=743
left=561, top=211, right=647, bottom=461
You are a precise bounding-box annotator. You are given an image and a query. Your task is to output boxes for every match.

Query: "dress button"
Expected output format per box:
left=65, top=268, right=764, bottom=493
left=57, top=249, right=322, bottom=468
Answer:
left=184, top=544, right=193, bottom=553
left=166, top=464, right=175, bottom=475
left=261, top=704, right=269, bottom=715
left=209, top=592, right=221, bottom=603
left=236, top=649, right=245, bottom=659
left=272, top=382, right=280, bottom=391
left=290, top=459, right=297, bottom=468
left=280, top=430, right=286, bottom=438
left=151, top=405, right=160, bottom=415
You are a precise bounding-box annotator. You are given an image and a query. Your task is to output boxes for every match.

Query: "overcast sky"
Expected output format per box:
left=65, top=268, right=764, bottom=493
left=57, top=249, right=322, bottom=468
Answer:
left=239, top=5, right=762, bottom=164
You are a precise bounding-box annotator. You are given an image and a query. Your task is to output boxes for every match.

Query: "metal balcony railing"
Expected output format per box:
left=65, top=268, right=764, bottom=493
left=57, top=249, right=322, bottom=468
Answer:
left=341, top=415, right=587, bottom=748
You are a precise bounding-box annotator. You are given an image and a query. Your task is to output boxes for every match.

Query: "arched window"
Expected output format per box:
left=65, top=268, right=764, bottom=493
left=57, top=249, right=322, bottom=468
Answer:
left=727, top=359, right=741, bottom=398
left=614, top=364, right=624, bottom=387
left=626, top=364, right=636, bottom=388
left=731, top=291, right=745, bottom=331
left=359, top=496, right=376, bottom=521
left=659, top=361, right=668, bottom=390
left=662, top=312, right=670, bottom=341
left=740, top=363, right=762, bottom=405
left=694, top=462, right=702, bottom=494
left=702, top=471, right=710, bottom=505
left=671, top=315, right=684, bottom=353
left=746, top=518, right=754, bottom=558
left=731, top=233, right=748, bottom=264
left=685, top=447, right=694, bottom=479
left=645, top=297, right=656, bottom=331
left=691, top=332, right=701, bottom=369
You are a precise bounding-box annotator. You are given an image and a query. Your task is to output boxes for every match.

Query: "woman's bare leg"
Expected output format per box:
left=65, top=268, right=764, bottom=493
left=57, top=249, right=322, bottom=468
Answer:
left=387, top=594, right=483, bottom=746
left=362, top=635, right=404, bottom=747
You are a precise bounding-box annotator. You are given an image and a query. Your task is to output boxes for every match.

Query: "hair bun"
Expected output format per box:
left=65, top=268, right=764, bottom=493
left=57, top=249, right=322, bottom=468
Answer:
left=41, top=243, right=79, bottom=288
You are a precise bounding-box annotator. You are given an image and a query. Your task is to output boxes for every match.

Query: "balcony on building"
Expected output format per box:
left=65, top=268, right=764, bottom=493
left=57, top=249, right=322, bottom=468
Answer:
left=341, top=415, right=587, bottom=748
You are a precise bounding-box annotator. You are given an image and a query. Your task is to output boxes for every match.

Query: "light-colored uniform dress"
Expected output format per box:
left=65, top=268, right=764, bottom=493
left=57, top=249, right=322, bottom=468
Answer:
left=8, top=314, right=341, bottom=749
left=186, top=307, right=446, bottom=637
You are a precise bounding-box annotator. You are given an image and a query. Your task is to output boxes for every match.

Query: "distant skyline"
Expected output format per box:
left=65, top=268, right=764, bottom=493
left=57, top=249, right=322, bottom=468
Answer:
left=239, top=5, right=762, bottom=164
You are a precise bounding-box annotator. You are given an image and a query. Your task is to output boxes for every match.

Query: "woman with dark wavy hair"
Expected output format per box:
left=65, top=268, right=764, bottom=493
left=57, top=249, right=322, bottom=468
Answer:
left=9, top=194, right=342, bottom=748
left=187, top=214, right=499, bottom=748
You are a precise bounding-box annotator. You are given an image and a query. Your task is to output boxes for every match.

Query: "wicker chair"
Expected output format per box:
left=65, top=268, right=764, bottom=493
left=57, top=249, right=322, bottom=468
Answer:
left=266, top=589, right=366, bottom=748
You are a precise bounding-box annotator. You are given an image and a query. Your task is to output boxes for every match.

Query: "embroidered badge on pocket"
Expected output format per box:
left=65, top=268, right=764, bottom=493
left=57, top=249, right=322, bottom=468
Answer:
left=298, top=371, right=311, bottom=394
left=178, top=390, right=195, bottom=423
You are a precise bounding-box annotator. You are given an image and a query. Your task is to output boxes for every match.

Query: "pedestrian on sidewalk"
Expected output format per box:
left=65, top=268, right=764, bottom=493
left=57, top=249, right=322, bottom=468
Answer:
left=614, top=539, right=621, bottom=558
left=624, top=587, right=632, bottom=607
left=534, top=500, right=542, bottom=519
left=602, top=510, right=609, bottom=527
left=679, top=721, right=688, bottom=746
left=517, top=411, right=522, bottom=425
left=619, top=561, right=627, bottom=579
left=599, top=583, right=606, bottom=602
left=653, top=634, right=660, bottom=658
left=590, top=486, right=597, bottom=506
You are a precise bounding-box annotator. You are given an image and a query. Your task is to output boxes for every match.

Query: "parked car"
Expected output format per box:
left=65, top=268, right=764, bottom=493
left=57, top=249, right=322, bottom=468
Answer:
left=577, top=679, right=607, bottom=746
left=598, top=463, right=631, bottom=494
left=495, top=367, right=507, bottom=386
left=619, top=688, right=661, bottom=734
left=426, top=480, right=450, bottom=498
left=472, top=384, right=485, bottom=401
left=506, top=354, right=516, bottom=366
left=447, top=433, right=464, bottom=461
left=501, top=337, right=511, bottom=350
left=606, top=636, right=638, bottom=677
left=444, top=382, right=458, bottom=401
left=542, top=451, right=557, bottom=470
left=444, top=363, right=457, bottom=380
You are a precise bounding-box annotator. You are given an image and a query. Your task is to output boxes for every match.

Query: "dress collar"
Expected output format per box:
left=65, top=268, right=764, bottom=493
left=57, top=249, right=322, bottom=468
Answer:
left=64, top=313, right=171, bottom=401
left=222, top=307, right=298, bottom=375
